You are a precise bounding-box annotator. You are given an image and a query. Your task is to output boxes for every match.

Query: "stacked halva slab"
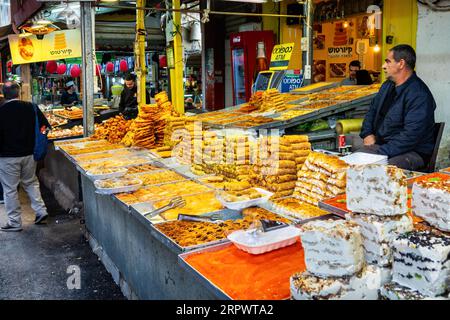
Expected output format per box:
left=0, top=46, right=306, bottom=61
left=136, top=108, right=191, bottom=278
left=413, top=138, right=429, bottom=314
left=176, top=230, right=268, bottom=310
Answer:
left=346, top=165, right=413, bottom=278
left=291, top=219, right=383, bottom=299
left=381, top=178, right=450, bottom=300
left=346, top=165, right=450, bottom=299
left=291, top=164, right=450, bottom=299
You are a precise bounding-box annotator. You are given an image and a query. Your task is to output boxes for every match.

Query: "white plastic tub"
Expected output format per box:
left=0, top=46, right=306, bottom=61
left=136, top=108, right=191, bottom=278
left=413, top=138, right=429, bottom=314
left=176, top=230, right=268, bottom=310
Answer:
left=227, top=225, right=301, bottom=255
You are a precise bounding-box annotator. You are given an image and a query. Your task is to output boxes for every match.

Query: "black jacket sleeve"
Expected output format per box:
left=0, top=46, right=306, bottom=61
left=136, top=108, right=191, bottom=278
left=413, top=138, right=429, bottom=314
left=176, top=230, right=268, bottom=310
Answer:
left=60, top=91, right=69, bottom=105
left=378, top=92, right=436, bottom=157
left=119, top=89, right=126, bottom=113
left=360, top=81, right=392, bottom=139
left=360, top=96, right=378, bottom=139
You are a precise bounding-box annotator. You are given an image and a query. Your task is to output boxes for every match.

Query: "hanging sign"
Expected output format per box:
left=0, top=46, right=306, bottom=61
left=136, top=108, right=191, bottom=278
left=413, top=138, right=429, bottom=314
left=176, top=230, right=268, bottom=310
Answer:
left=328, top=46, right=353, bottom=58
left=8, top=29, right=81, bottom=65
left=269, top=43, right=295, bottom=71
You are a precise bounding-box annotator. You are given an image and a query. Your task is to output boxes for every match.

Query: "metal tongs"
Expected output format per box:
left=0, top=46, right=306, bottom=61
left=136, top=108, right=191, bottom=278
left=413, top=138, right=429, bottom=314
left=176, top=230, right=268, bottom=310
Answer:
left=143, top=196, right=186, bottom=219
left=177, top=214, right=224, bottom=224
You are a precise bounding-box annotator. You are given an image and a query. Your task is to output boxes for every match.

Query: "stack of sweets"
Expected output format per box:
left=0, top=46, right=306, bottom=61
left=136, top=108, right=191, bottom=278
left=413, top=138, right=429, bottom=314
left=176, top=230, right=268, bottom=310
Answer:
left=286, top=135, right=311, bottom=172
left=174, top=122, right=199, bottom=165
left=290, top=219, right=381, bottom=299
left=154, top=92, right=169, bottom=143
left=346, top=165, right=413, bottom=287
left=92, top=115, right=131, bottom=143
left=221, top=135, right=253, bottom=181
left=379, top=176, right=450, bottom=299
left=293, top=152, right=348, bottom=206
left=121, top=104, right=157, bottom=148
left=412, top=179, right=450, bottom=232
left=259, top=89, right=287, bottom=113
left=380, top=231, right=450, bottom=299
left=254, top=135, right=298, bottom=198
left=247, top=91, right=263, bottom=110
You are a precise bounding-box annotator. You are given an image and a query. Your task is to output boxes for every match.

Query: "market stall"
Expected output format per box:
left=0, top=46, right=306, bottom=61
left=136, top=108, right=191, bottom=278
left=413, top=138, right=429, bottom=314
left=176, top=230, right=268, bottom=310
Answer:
left=52, top=129, right=450, bottom=300
left=48, top=85, right=450, bottom=300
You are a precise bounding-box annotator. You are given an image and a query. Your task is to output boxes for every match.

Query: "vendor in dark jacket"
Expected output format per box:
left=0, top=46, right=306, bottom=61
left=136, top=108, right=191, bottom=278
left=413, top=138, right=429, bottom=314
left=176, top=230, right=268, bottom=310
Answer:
left=358, top=44, right=436, bottom=171
left=60, top=81, right=79, bottom=106
left=119, top=73, right=150, bottom=120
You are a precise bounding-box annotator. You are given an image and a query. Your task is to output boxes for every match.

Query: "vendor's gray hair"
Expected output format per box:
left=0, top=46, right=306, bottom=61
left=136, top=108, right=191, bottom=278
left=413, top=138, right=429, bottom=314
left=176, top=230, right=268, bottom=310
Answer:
left=390, top=44, right=416, bottom=71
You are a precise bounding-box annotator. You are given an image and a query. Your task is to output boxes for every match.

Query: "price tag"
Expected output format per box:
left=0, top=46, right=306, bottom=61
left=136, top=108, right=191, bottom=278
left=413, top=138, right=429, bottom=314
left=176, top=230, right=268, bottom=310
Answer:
left=301, top=37, right=309, bottom=51
left=304, top=65, right=312, bottom=80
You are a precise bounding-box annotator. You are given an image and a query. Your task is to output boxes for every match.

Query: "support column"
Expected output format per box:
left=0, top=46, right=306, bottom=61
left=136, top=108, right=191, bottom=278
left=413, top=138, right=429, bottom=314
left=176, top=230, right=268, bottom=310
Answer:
left=20, top=64, right=31, bottom=102
left=136, top=0, right=147, bottom=109
left=172, top=0, right=184, bottom=114
left=302, top=0, right=314, bottom=86
left=81, top=1, right=95, bottom=136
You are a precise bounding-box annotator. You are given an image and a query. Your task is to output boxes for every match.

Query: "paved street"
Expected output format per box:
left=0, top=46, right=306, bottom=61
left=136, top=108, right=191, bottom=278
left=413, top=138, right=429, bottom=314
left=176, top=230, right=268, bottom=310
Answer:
left=0, top=184, right=124, bottom=300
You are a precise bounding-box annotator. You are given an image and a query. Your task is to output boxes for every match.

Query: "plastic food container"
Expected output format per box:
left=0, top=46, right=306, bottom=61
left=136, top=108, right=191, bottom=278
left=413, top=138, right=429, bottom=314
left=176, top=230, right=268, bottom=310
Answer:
left=227, top=226, right=301, bottom=255
left=216, top=188, right=273, bottom=210
left=94, top=177, right=143, bottom=194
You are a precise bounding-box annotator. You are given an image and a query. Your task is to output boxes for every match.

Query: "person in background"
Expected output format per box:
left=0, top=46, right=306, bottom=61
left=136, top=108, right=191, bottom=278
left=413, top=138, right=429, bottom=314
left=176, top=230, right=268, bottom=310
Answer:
left=341, top=60, right=361, bottom=85
left=119, top=73, right=150, bottom=120
left=356, top=69, right=373, bottom=85
left=0, top=81, right=51, bottom=231
left=357, top=44, right=436, bottom=171
left=60, top=81, right=79, bottom=107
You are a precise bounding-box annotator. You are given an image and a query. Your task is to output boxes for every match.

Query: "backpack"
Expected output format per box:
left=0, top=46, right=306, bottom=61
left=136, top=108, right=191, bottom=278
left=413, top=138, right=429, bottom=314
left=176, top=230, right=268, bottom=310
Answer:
left=32, top=103, right=48, bottom=161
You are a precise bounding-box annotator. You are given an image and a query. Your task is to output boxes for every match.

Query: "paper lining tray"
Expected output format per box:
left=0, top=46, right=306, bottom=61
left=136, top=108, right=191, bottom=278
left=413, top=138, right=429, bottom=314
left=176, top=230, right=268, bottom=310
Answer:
left=72, top=147, right=148, bottom=163
left=82, top=160, right=166, bottom=180
left=53, top=137, right=92, bottom=149
left=149, top=209, right=242, bottom=254
left=50, top=134, right=84, bottom=143
left=76, top=153, right=157, bottom=173
left=112, top=177, right=210, bottom=209
left=56, top=139, right=110, bottom=151
left=178, top=242, right=234, bottom=300
left=259, top=196, right=334, bottom=224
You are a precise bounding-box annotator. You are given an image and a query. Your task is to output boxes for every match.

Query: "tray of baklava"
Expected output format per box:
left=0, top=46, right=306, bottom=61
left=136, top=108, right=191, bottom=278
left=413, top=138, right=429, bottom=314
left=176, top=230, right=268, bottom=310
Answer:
left=150, top=207, right=294, bottom=254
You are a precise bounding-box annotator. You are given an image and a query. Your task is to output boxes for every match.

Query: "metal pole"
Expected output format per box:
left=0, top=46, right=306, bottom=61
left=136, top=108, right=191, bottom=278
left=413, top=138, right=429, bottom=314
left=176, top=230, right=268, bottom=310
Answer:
left=136, top=0, right=147, bottom=108
left=81, top=1, right=95, bottom=136
left=200, top=19, right=206, bottom=112
left=302, top=0, right=314, bottom=86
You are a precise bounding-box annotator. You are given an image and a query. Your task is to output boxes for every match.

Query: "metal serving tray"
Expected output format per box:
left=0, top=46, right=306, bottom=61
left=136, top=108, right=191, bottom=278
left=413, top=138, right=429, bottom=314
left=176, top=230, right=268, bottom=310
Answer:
left=178, top=242, right=234, bottom=300
left=128, top=189, right=219, bottom=219
left=50, top=134, right=84, bottom=143
left=53, top=137, right=91, bottom=148
left=149, top=209, right=242, bottom=255
left=75, top=153, right=156, bottom=173
left=260, top=197, right=336, bottom=224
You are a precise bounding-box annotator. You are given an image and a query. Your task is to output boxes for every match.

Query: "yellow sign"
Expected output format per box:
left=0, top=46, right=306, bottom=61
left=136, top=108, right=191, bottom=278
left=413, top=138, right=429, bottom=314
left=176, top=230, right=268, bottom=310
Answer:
left=269, top=43, right=295, bottom=71
left=8, top=29, right=81, bottom=65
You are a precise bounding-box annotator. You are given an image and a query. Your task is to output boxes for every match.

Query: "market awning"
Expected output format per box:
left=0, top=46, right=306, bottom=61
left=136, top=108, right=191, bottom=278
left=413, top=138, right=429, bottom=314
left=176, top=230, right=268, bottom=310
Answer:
left=0, top=24, right=12, bottom=41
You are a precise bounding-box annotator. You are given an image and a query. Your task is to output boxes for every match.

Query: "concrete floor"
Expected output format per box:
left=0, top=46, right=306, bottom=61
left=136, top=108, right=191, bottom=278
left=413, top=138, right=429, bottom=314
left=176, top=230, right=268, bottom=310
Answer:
left=0, top=184, right=125, bottom=300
